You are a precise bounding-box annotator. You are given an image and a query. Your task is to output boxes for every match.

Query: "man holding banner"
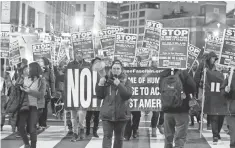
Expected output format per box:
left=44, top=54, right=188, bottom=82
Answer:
left=66, top=50, right=90, bottom=142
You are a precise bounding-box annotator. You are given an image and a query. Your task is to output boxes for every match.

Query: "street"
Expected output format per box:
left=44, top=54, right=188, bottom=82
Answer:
left=1, top=112, right=231, bottom=148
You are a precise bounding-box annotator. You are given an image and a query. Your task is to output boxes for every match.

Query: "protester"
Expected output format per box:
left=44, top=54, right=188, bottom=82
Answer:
left=195, top=51, right=225, bottom=144
left=67, top=50, right=90, bottom=141
left=18, top=62, right=46, bottom=148
left=189, top=60, right=200, bottom=127
left=221, top=71, right=235, bottom=148
left=1, top=72, right=11, bottom=131
left=96, top=60, right=132, bottom=148
left=124, top=59, right=141, bottom=140
left=159, top=68, right=196, bottom=148
left=194, top=53, right=212, bottom=130
left=37, top=57, right=55, bottom=130
left=149, top=58, right=164, bottom=137
left=86, top=58, right=102, bottom=138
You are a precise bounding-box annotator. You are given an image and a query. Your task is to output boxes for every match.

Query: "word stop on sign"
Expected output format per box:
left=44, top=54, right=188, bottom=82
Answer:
left=67, top=68, right=98, bottom=108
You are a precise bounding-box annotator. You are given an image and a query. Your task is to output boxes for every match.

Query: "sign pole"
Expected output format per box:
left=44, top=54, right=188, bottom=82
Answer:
left=200, top=66, right=207, bottom=138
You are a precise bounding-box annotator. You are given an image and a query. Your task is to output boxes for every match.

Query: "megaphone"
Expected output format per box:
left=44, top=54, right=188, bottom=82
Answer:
left=92, top=58, right=106, bottom=77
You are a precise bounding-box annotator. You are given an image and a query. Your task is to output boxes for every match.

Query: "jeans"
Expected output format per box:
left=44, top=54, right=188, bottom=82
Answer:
left=210, top=115, right=225, bottom=138
left=86, top=111, right=100, bottom=132
left=38, top=101, right=48, bottom=127
left=66, top=111, right=72, bottom=130
left=226, top=116, right=235, bottom=148
left=102, top=120, right=127, bottom=148
left=71, top=110, right=86, bottom=133
left=124, top=111, right=141, bottom=138
left=18, top=106, right=38, bottom=148
left=151, top=111, right=164, bottom=128
left=164, top=113, right=189, bottom=148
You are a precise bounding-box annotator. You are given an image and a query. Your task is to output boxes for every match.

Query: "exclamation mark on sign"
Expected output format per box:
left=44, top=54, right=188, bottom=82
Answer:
left=93, top=98, right=97, bottom=107
left=216, top=83, right=220, bottom=92
left=211, top=82, right=215, bottom=92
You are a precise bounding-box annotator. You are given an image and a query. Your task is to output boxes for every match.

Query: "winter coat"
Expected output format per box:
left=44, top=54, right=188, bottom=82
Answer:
left=20, top=77, right=46, bottom=111
left=159, top=69, right=197, bottom=113
left=96, top=72, right=132, bottom=121
left=194, top=52, right=218, bottom=90
left=220, top=75, right=235, bottom=115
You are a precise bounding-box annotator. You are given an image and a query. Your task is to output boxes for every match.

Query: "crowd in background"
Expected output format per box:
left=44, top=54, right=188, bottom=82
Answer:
left=1, top=50, right=235, bottom=148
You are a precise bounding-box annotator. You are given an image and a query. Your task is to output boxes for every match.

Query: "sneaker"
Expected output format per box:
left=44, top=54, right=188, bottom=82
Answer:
left=152, top=128, right=157, bottom=137
left=67, top=130, right=73, bottom=135
left=1, top=125, right=3, bottom=131
left=189, top=123, right=194, bottom=126
left=93, top=132, right=99, bottom=138
left=70, top=133, right=79, bottom=142
left=24, top=145, right=31, bottom=148
left=124, top=136, right=130, bottom=141
left=157, top=125, right=164, bottom=135
left=218, top=135, right=221, bottom=140
left=15, top=132, right=21, bottom=138
left=213, top=137, right=218, bottom=145
left=80, top=129, right=85, bottom=140
left=133, top=130, right=138, bottom=138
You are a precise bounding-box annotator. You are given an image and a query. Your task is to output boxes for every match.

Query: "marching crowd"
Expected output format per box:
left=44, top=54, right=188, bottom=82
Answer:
left=1, top=50, right=235, bottom=148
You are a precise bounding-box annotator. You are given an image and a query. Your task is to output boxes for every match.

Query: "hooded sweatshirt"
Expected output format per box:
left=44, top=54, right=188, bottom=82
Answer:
left=194, top=51, right=218, bottom=89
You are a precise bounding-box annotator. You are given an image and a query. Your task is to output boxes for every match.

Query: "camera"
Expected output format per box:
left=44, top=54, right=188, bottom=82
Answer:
left=104, top=75, right=118, bottom=86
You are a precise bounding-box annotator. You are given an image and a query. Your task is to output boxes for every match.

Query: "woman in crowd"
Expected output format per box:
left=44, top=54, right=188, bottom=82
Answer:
left=96, top=60, right=132, bottom=148
left=37, top=57, right=55, bottom=130
left=18, top=62, right=46, bottom=148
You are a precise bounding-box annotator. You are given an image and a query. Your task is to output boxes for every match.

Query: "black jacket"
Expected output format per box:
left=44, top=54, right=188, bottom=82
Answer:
left=159, top=69, right=196, bottom=113
left=96, top=72, right=132, bottom=121
left=220, top=75, right=235, bottom=115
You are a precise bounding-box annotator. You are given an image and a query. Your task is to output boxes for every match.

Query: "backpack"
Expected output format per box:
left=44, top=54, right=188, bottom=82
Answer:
left=160, top=70, right=183, bottom=109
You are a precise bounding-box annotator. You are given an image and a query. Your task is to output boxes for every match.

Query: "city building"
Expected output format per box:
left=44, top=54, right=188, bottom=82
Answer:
left=0, top=1, right=76, bottom=33
left=106, top=2, right=120, bottom=26
left=119, top=1, right=235, bottom=52
left=74, top=1, right=107, bottom=32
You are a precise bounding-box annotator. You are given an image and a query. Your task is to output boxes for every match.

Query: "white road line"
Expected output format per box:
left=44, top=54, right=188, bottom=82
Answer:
left=85, top=127, right=114, bottom=148
left=149, top=127, right=165, bottom=148
left=1, top=125, right=13, bottom=140
left=19, top=126, right=66, bottom=148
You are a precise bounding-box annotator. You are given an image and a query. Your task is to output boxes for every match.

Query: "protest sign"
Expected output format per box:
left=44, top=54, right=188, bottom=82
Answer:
left=54, top=37, right=62, bottom=63
left=98, top=27, right=124, bottom=58
left=159, top=28, right=189, bottom=69
left=0, top=31, right=10, bottom=58
left=187, top=44, right=201, bottom=72
left=9, top=40, right=21, bottom=66
left=72, top=31, right=94, bottom=61
left=204, top=31, right=223, bottom=55
left=219, top=28, right=235, bottom=66
left=32, top=43, right=51, bottom=62
left=65, top=66, right=163, bottom=111
left=114, top=33, right=137, bottom=63
left=136, top=47, right=151, bottom=66
left=204, top=70, right=227, bottom=115
left=144, top=20, right=162, bottom=47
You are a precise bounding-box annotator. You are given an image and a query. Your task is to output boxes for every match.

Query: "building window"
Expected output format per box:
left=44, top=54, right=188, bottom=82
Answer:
left=135, top=28, right=137, bottom=34
left=22, top=3, right=25, bottom=25
left=139, top=27, right=144, bottom=33
left=84, top=4, right=86, bottom=12
left=139, top=2, right=160, bottom=9
left=120, top=21, right=129, bottom=27
left=76, top=4, right=80, bottom=11
left=132, top=28, right=134, bottom=33
left=131, top=5, right=132, bottom=10
left=139, top=19, right=145, bottom=25
left=133, top=4, right=135, bottom=10
left=124, top=29, right=128, bottom=33
left=121, top=13, right=129, bottom=19
left=139, top=11, right=145, bottom=17
left=138, top=36, right=143, bottom=40
left=201, top=7, right=205, bottom=14
left=130, top=13, right=132, bottom=18
left=120, top=6, right=129, bottom=11
left=214, top=8, right=219, bottom=14
left=27, top=6, right=35, bottom=27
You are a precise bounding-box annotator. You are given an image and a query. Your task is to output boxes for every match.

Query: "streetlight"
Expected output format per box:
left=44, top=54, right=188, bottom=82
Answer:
left=213, top=30, right=219, bottom=37
left=76, top=16, right=83, bottom=31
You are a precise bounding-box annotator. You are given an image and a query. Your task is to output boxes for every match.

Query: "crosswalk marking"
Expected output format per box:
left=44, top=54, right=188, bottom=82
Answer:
left=85, top=127, right=114, bottom=148
left=19, top=126, right=66, bottom=148
left=149, top=127, right=165, bottom=148
left=1, top=125, right=13, bottom=140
